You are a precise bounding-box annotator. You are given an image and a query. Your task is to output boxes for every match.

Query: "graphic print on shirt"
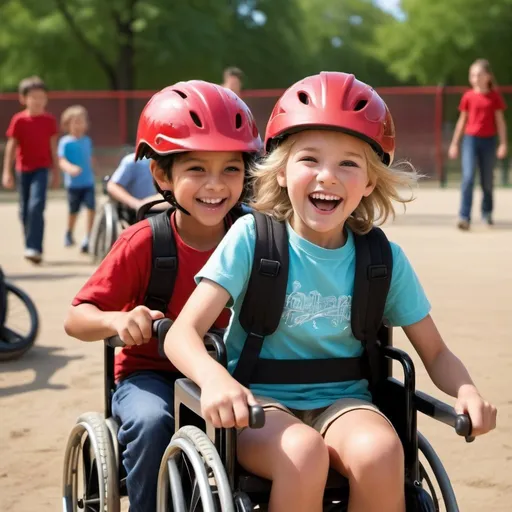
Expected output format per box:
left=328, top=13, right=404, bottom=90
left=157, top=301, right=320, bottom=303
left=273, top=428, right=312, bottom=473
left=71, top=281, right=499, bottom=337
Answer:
left=282, top=280, right=351, bottom=329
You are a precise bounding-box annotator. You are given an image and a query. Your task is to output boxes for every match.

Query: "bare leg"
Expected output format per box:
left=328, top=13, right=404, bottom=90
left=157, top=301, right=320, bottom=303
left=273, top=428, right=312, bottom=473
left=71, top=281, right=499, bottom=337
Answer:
left=324, top=409, right=405, bottom=512
left=238, top=410, right=329, bottom=512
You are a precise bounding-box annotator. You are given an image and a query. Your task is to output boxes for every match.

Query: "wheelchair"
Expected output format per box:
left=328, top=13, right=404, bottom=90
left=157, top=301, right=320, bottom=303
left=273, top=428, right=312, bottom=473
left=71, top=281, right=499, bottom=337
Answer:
left=89, top=176, right=138, bottom=263
left=0, top=266, right=39, bottom=361
left=61, top=320, right=225, bottom=512
left=159, top=324, right=474, bottom=512
left=62, top=318, right=473, bottom=512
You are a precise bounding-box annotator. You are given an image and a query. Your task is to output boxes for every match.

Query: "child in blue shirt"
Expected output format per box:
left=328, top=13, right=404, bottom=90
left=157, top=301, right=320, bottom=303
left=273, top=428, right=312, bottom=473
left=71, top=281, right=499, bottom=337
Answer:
left=164, top=72, right=497, bottom=512
left=58, top=105, right=95, bottom=252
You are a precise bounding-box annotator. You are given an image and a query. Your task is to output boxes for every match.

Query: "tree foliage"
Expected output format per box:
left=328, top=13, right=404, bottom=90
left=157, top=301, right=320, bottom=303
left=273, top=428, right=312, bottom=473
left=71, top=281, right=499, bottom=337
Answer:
left=2, top=0, right=510, bottom=92
left=373, top=0, right=512, bottom=85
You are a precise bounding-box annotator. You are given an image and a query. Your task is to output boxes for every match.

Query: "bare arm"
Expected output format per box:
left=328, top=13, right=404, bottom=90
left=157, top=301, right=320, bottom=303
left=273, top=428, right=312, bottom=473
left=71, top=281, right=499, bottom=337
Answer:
left=2, top=137, right=17, bottom=175
left=64, top=303, right=122, bottom=341
left=449, top=111, right=468, bottom=147
left=59, top=156, right=81, bottom=176
left=164, top=279, right=233, bottom=387
left=404, top=314, right=497, bottom=436
left=106, top=180, right=140, bottom=210
left=495, top=110, right=508, bottom=154
left=403, top=315, right=475, bottom=398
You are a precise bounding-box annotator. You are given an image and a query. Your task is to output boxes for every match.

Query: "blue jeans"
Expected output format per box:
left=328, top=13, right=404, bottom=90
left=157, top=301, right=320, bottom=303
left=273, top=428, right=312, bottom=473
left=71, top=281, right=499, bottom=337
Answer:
left=459, top=135, right=496, bottom=221
left=112, top=371, right=177, bottom=512
left=17, top=168, right=49, bottom=253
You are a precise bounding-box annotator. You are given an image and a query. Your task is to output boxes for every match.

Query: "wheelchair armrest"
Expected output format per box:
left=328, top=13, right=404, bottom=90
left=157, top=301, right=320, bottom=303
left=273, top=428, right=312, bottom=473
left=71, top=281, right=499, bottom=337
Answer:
left=414, top=388, right=474, bottom=442
left=175, top=378, right=265, bottom=429
left=175, top=378, right=203, bottom=419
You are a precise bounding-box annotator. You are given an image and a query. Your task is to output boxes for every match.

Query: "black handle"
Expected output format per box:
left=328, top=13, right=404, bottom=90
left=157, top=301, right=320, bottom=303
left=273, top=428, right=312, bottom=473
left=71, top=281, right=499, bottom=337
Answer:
left=455, top=414, right=475, bottom=443
left=105, top=318, right=173, bottom=351
left=249, top=404, right=265, bottom=429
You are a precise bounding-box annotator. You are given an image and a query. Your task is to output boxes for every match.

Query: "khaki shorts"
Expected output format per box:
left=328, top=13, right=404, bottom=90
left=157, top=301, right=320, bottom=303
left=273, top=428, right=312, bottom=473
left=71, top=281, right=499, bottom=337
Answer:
left=247, top=396, right=394, bottom=437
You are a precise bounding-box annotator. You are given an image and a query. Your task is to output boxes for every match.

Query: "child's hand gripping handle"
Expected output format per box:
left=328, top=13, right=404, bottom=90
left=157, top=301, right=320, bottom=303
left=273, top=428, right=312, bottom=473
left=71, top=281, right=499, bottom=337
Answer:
left=455, top=414, right=474, bottom=443
left=105, top=318, right=173, bottom=354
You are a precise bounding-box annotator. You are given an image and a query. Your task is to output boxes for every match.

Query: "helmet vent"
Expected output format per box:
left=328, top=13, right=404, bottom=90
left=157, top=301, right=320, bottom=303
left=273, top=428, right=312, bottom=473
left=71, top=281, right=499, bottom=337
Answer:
left=235, top=113, right=243, bottom=129
left=189, top=111, right=203, bottom=128
left=173, top=90, right=187, bottom=99
left=354, top=99, right=368, bottom=111
left=298, top=92, right=310, bottom=105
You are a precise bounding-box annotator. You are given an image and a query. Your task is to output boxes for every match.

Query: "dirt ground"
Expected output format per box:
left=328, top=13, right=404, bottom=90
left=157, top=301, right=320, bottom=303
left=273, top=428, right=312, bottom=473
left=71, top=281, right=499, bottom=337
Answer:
left=0, top=186, right=511, bottom=511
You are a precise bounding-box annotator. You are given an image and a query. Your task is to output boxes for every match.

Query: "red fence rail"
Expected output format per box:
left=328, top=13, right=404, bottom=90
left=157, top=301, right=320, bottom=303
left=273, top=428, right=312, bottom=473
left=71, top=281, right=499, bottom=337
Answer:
left=2, top=85, right=512, bottom=183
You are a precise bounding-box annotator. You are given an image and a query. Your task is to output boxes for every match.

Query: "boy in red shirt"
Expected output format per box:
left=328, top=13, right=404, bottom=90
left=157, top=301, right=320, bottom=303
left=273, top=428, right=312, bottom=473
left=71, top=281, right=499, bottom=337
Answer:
left=2, top=76, right=59, bottom=263
left=64, top=80, right=261, bottom=512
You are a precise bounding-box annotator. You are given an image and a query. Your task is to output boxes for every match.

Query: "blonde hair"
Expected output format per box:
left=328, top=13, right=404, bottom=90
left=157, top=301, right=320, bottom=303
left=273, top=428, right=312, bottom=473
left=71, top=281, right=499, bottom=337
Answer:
left=249, top=135, right=420, bottom=235
left=61, top=105, right=88, bottom=132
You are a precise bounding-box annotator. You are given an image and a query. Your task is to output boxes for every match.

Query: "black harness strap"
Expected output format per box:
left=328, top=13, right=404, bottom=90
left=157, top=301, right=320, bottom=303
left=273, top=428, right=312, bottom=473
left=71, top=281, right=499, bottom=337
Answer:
left=234, top=213, right=289, bottom=387
left=144, top=210, right=178, bottom=314
left=351, top=227, right=393, bottom=387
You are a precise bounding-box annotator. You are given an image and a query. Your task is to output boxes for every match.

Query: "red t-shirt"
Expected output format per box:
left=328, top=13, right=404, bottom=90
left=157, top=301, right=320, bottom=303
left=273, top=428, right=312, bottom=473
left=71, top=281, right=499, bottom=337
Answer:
left=6, top=111, right=58, bottom=172
left=72, top=212, right=231, bottom=382
left=459, top=89, right=506, bottom=137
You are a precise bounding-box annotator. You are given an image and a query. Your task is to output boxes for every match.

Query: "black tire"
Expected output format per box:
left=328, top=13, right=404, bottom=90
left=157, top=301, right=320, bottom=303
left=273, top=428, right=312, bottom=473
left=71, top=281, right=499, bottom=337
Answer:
left=157, top=425, right=235, bottom=512
left=62, top=412, right=120, bottom=512
left=418, top=432, right=460, bottom=512
left=0, top=280, right=39, bottom=361
left=90, top=202, right=118, bottom=263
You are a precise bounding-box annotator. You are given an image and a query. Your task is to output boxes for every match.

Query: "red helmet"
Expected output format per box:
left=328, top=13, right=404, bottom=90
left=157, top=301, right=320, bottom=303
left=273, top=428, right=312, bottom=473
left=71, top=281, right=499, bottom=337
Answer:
left=265, top=72, right=395, bottom=165
left=135, top=80, right=262, bottom=159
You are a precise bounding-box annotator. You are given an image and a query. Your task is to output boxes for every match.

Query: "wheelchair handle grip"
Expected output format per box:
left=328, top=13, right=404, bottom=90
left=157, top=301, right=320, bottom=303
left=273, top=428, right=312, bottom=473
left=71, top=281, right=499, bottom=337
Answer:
left=455, top=414, right=475, bottom=443
left=249, top=404, right=265, bottom=429
left=105, top=318, right=173, bottom=351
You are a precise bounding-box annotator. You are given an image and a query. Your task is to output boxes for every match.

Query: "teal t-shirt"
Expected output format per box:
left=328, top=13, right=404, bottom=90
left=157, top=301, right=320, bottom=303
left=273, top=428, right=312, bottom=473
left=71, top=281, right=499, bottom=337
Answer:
left=196, top=214, right=431, bottom=410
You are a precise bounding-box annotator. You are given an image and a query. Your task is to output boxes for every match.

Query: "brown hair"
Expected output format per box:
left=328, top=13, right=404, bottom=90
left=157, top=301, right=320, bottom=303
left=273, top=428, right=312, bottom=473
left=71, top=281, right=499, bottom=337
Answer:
left=223, top=67, right=243, bottom=81
left=18, top=76, right=47, bottom=97
left=249, top=135, right=420, bottom=235
left=60, top=105, right=88, bottom=132
left=471, top=59, right=497, bottom=89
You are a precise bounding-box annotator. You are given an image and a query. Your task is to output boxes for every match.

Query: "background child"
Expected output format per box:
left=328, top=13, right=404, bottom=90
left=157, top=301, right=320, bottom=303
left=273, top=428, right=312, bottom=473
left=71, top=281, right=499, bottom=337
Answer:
left=448, top=59, right=508, bottom=230
left=64, top=81, right=261, bottom=512
left=106, top=151, right=158, bottom=212
left=2, top=76, right=59, bottom=264
left=165, top=72, right=497, bottom=512
left=58, top=105, right=96, bottom=252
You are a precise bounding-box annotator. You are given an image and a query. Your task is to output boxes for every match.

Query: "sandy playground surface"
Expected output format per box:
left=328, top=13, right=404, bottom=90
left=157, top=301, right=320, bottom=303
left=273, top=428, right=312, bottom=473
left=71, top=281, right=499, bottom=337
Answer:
left=0, top=186, right=511, bottom=511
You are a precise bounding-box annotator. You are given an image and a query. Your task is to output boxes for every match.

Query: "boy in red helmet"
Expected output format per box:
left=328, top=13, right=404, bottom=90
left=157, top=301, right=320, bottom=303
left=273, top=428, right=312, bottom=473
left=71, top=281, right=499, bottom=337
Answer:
left=64, top=81, right=261, bottom=512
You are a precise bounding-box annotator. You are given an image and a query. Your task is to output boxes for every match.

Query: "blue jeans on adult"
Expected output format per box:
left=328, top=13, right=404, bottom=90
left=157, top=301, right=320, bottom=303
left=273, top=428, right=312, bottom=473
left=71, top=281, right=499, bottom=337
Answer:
left=459, top=135, right=497, bottom=222
left=112, top=371, right=177, bottom=512
left=17, top=168, right=49, bottom=253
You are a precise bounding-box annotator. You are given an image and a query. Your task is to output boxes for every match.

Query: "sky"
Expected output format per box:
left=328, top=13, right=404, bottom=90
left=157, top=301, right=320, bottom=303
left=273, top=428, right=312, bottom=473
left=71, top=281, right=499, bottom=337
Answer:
left=374, top=0, right=405, bottom=19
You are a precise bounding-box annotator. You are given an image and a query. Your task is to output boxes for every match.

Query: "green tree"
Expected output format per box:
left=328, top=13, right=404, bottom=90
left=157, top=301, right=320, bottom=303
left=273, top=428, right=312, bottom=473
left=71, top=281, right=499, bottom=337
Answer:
left=373, top=0, right=512, bottom=85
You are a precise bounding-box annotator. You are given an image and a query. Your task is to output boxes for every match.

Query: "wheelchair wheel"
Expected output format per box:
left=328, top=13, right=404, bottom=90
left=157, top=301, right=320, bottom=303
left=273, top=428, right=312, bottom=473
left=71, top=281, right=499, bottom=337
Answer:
left=157, top=425, right=235, bottom=512
left=90, top=202, right=118, bottom=263
left=62, top=412, right=120, bottom=512
left=418, top=432, right=460, bottom=512
left=0, top=278, right=39, bottom=361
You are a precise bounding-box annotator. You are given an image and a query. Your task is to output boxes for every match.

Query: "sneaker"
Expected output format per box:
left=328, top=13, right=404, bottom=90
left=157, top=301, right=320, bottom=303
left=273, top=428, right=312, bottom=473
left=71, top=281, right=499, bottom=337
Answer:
left=65, top=231, right=75, bottom=247
left=80, top=237, right=89, bottom=254
left=483, top=215, right=494, bottom=226
left=457, top=219, right=470, bottom=231
left=24, top=248, right=42, bottom=264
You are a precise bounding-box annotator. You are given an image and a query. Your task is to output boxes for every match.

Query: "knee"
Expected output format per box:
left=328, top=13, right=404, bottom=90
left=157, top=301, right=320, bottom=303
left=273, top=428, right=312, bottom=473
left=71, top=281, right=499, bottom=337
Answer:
left=278, top=425, right=329, bottom=483
left=345, top=424, right=404, bottom=481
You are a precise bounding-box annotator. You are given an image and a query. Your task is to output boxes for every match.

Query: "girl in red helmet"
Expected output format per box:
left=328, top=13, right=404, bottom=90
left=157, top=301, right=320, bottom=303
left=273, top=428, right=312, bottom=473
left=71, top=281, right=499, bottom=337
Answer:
left=165, top=72, right=496, bottom=511
left=64, top=80, right=261, bottom=512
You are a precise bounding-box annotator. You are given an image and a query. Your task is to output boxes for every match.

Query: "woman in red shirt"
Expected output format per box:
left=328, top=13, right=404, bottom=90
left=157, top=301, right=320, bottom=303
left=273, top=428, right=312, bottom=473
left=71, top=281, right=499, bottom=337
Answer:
left=448, top=59, right=507, bottom=230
